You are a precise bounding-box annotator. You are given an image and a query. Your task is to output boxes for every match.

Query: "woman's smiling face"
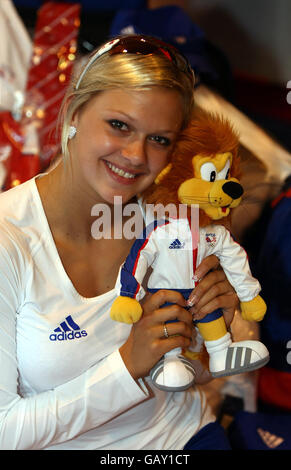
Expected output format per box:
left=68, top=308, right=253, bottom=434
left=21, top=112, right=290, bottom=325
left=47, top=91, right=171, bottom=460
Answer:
left=69, top=87, right=184, bottom=205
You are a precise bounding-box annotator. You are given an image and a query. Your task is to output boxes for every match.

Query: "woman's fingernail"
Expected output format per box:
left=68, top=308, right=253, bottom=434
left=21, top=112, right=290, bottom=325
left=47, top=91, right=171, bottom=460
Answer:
left=187, top=294, right=197, bottom=307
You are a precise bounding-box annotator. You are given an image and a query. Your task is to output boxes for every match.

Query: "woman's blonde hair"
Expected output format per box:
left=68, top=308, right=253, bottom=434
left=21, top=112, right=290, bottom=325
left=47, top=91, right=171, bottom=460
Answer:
left=59, top=36, right=195, bottom=161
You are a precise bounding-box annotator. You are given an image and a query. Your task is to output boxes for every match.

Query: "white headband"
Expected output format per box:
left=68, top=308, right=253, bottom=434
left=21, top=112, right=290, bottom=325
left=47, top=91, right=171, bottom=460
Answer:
left=75, top=38, right=120, bottom=90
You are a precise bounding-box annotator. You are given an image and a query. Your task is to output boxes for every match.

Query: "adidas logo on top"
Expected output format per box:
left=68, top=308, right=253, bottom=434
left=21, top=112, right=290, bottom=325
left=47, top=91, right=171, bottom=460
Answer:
left=169, top=238, right=185, bottom=249
left=49, top=315, right=87, bottom=341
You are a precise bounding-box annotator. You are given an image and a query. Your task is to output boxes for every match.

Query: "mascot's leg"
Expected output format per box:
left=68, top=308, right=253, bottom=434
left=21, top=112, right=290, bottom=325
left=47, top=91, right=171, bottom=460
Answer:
left=149, top=295, right=196, bottom=392
left=150, top=346, right=196, bottom=392
left=196, top=310, right=269, bottom=378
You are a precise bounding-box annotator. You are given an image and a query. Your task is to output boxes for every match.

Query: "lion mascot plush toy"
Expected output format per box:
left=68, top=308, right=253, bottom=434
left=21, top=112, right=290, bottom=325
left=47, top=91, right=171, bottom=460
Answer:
left=110, top=109, right=269, bottom=392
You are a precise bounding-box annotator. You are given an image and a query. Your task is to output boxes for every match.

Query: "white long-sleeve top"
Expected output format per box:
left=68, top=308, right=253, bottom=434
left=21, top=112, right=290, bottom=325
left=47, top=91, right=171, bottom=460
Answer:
left=0, top=175, right=213, bottom=450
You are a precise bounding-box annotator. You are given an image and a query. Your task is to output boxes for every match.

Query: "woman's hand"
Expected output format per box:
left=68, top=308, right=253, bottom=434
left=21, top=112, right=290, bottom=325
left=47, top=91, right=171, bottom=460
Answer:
left=119, top=255, right=238, bottom=381
left=119, top=290, right=193, bottom=381
left=187, top=254, right=239, bottom=328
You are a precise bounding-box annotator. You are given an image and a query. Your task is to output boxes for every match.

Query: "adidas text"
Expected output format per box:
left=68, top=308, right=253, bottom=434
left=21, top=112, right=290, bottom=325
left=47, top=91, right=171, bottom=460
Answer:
left=49, top=330, right=88, bottom=341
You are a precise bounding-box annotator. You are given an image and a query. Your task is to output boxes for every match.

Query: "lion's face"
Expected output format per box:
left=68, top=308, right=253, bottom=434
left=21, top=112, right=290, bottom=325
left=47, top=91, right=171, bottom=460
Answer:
left=178, top=151, right=243, bottom=220
left=143, top=110, right=242, bottom=226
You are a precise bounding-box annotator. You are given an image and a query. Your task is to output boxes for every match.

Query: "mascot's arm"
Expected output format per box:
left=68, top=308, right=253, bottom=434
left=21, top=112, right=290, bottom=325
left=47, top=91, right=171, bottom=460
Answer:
left=110, top=249, right=149, bottom=324
left=110, top=223, right=159, bottom=324
left=212, top=226, right=267, bottom=322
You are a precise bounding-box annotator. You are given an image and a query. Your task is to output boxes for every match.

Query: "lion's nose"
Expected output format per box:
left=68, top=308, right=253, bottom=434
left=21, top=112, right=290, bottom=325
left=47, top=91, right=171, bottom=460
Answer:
left=222, top=181, right=243, bottom=200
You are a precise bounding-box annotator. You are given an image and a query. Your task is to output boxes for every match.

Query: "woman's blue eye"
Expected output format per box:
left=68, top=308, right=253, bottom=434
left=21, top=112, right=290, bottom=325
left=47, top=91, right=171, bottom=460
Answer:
left=108, top=120, right=128, bottom=131
left=150, top=135, right=171, bottom=146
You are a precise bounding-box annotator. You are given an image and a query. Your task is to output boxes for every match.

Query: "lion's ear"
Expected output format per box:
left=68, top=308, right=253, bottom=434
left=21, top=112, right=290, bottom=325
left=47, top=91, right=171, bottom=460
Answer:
left=154, top=163, right=172, bottom=185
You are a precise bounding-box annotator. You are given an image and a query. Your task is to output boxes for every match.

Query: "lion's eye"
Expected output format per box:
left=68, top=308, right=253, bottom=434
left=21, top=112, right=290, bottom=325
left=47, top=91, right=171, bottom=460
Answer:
left=200, top=162, right=217, bottom=182
left=217, top=159, right=231, bottom=180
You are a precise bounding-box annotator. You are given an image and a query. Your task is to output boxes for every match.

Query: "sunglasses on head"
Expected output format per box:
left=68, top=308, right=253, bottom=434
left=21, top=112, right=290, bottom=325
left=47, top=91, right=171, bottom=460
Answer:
left=75, top=35, right=195, bottom=90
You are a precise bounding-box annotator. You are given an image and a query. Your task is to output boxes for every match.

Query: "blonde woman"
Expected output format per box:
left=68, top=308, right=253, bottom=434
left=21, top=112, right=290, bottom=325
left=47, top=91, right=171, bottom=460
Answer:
left=0, top=35, right=236, bottom=450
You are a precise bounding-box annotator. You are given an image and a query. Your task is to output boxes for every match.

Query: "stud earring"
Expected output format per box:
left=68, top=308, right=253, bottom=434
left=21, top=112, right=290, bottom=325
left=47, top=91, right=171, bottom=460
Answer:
left=68, top=125, right=77, bottom=140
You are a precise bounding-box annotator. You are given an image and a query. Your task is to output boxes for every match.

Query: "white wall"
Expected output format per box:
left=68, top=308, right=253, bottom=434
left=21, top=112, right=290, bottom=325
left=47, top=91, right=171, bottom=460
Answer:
left=188, top=0, right=291, bottom=85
